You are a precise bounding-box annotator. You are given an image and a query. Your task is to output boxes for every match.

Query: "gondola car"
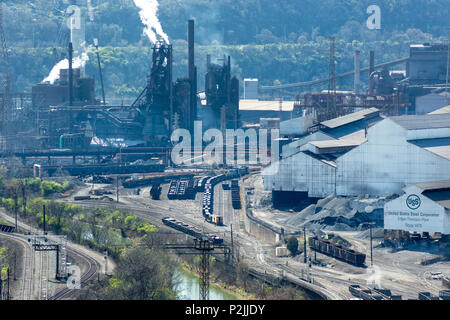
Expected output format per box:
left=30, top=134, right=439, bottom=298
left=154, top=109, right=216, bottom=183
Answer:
left=309, top=236, right=366, bottom=266
left=162, top=217, right=223, bottom=245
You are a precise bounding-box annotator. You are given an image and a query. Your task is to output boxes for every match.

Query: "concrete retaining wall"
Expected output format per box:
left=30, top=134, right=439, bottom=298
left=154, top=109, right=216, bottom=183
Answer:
left=244, top=208, right=283, bottom=245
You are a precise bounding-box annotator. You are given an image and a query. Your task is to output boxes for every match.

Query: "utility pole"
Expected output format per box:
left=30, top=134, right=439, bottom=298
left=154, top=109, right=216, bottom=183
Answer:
left=21, top=181, right=26, bottom=218
left=13, top=193, right=17, bottom=231
left=303, top=227, right=307, bottom=263
left=104, top=250, right=108, bottom=275
left=6, top=267, right=9, bottom=300
left=230, top=223, right=234, bottom=263
left=43, top=204, right=46, bottom=234
left=116, top=176, right=119, bottom=203
left=370, top=223, right=374, bottom=267
left=13, top=252, right=16, bottom=281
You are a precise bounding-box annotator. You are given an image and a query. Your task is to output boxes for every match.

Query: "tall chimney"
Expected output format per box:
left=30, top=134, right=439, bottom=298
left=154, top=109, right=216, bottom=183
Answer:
left=68, top=42, right=74, bottom=133
left=354, top=50, right=360, bottom=95
left=188, top=19, right=196, bottom=132
left=69, top=42, right=74, bottom=106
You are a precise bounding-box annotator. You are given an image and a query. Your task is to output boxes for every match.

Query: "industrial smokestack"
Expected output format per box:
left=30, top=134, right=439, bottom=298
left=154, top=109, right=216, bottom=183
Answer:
left=188, top=19, right=196, bottom=132
left=69, top=42, right=74, bottom=107
left=354, top=50, right=360, bottom=95
left=69, top=42, right=74, bottom=133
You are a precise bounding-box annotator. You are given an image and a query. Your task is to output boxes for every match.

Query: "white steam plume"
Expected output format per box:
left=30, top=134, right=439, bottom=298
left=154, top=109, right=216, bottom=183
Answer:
left=133, top=0, right=169, bottom=44
left=42, top=51, right=90, bottom=84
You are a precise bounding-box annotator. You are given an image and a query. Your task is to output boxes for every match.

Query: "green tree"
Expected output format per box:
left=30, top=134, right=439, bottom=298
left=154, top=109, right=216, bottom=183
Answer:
left=287, top=237, right=298, bottom=256
left=104, top=244, right=177, bottom=300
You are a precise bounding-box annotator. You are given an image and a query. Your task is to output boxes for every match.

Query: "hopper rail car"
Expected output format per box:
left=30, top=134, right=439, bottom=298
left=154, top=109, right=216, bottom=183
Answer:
left=162, top=217, right=223, bottom=245
left=349, top=285, right=402, bottom=300
left=201, top=167, right=248, bottom=226
left=309, top=236, right=366, bottom=266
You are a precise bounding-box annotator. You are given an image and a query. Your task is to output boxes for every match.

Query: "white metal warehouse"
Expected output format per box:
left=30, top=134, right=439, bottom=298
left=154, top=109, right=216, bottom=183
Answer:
left=263, top=112, right=450, bottom=198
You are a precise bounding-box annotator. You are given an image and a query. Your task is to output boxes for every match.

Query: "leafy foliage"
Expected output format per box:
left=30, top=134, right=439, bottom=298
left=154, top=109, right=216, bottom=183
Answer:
left=0, top=177, right=157, bottom=259
left=2, top=1, right=447, bottom=98
left=40, top=180, right=71, bottom=196
left=104, top=244, right=177, bottom=300
left=287, top=236, right=299, bottom=256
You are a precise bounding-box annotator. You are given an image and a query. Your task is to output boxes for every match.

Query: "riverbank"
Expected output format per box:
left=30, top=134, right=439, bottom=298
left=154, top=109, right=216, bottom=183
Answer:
left=180, top=261, right=254, bottom=300
left=179, top=256, right=312, bottom=300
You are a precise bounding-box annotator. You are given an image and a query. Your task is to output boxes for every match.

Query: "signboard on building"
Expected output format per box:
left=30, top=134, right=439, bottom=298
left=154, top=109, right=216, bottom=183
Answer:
left=384, top=192, right=449, bottom=234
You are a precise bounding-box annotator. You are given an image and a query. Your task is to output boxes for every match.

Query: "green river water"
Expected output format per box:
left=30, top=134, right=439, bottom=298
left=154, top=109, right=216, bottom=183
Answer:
left=174, top=268, right=241, bottom=300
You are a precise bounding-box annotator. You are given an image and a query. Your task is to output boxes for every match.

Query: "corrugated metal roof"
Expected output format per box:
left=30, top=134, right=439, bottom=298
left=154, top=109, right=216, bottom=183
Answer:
left=410, top=138, right=450, bottom=161
left=415, top=180, right=450, bottom=191
left=309, top=139, right=363, bottom=148
left=302, top=150, right=337, bottom=167
left=429, top=105, right=450, bottom=115
left=320, top=108, right=379, bottom=129
left=437, top=200, right=450, bottom=210
left=411, top=180, right=450, bottom=209
left=390, top=113, right=450, bottom=130
left=423, top=145, right=450, bottom=161
left=338, top=129, right=367, bottom=144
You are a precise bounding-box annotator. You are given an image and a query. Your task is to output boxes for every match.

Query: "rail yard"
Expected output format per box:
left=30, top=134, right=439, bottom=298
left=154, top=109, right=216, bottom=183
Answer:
left=0, top=0, right=449, bottom=303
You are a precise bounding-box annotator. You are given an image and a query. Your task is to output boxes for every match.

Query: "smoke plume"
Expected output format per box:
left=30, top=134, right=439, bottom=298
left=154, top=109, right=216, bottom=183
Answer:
left=42, top=52, right=90, bottom=84
left=133, top=0, right=169, bottom=44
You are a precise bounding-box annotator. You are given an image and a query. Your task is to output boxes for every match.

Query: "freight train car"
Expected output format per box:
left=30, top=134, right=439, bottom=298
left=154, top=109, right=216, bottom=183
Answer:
left=0, top=224, right=15, bottom=233
left=230, top=179, right=241, bottom=209
left=167, top=180, right=179, bottom=199
left=150, top=183, right=162, bottom=200
left=349, top=285, right=400, bottom=300
left=161, top=217, right=223, bottom=245
left=196, top=176, right=210, bottom=192
left=200, top=168, right=249, bottom=226
left=309, top=236, right=366, bottom=266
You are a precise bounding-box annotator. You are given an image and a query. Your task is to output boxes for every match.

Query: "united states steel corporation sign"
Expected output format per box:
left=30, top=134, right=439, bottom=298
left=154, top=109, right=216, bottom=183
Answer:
left=406, top=194, right=421, bottom=210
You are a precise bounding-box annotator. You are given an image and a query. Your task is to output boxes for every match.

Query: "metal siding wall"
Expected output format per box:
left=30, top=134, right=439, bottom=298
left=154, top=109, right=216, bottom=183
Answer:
left=265, top=119, right=450, bottom=199
left=337, top=120, right=450, bottom=196
left=263, top=151, right=335, bottom=197
left=444, top=209, right=450, bottom=234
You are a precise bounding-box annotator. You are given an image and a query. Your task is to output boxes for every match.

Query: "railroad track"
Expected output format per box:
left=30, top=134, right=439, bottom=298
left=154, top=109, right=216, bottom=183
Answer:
left=0, top=209, right=105, bottom=301
left=48, top=246, right=99, bottom=300
left=67, top=196, right=343, bottom=300
left=0, top=232, right=34, bottom=300
left=39, top=251, right=50, bottom=300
